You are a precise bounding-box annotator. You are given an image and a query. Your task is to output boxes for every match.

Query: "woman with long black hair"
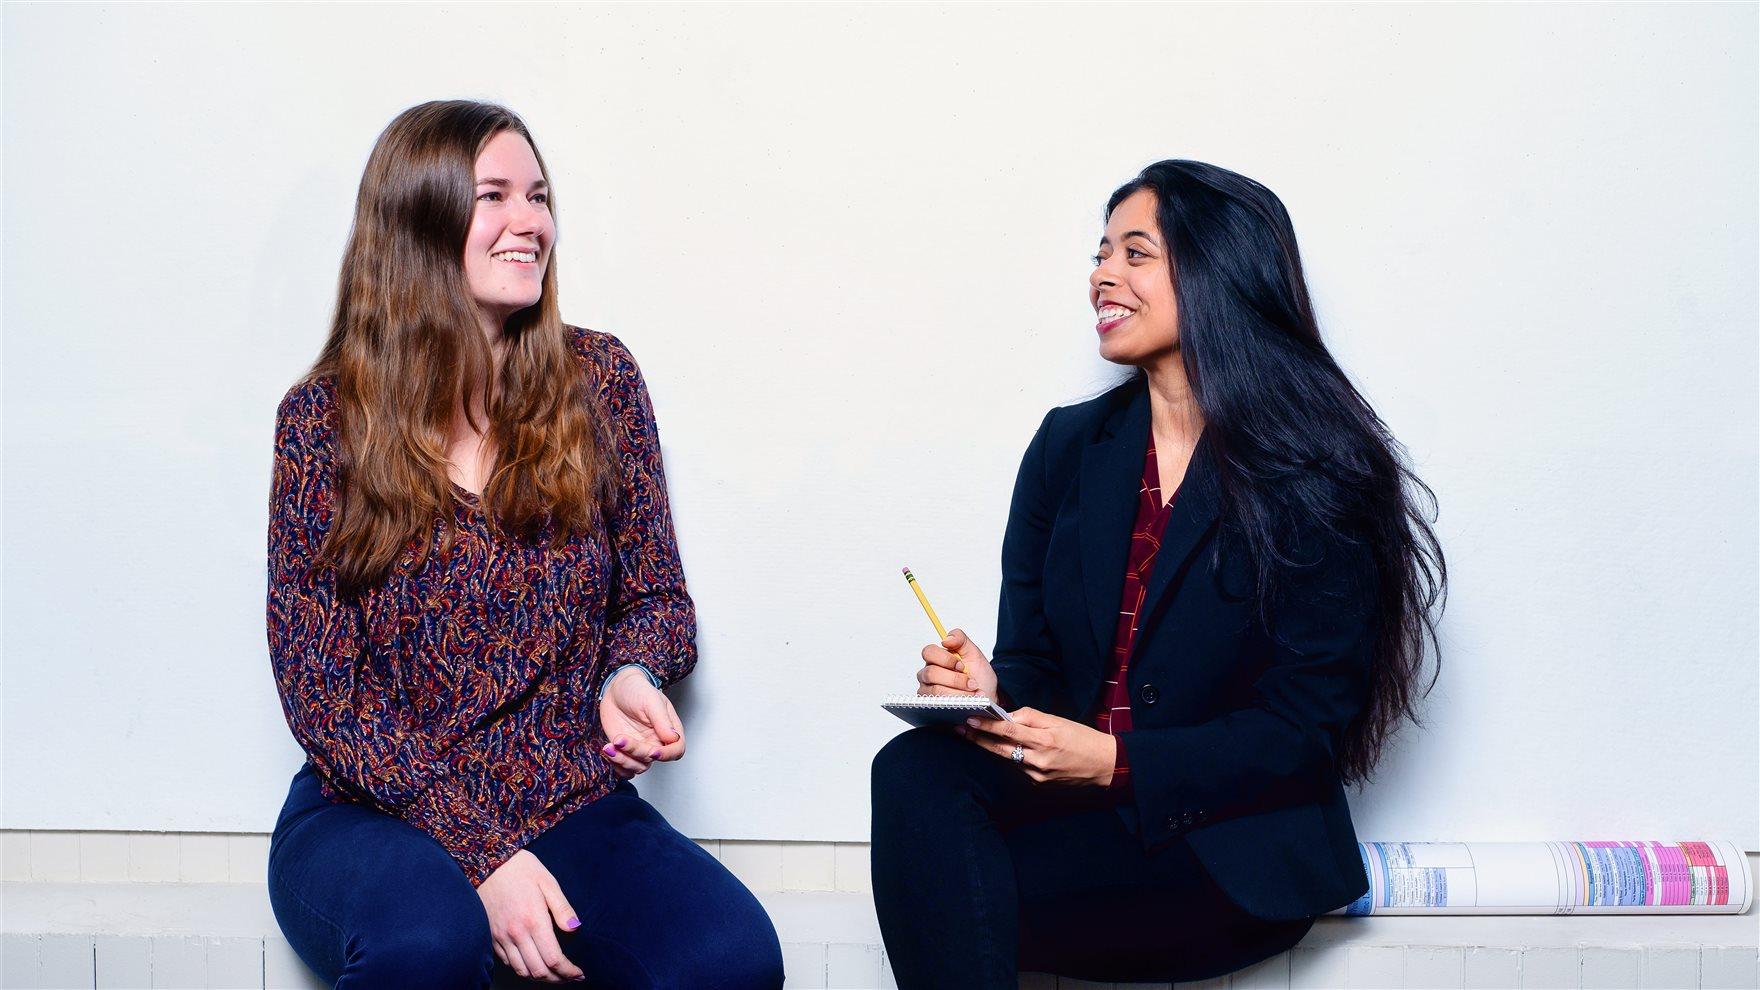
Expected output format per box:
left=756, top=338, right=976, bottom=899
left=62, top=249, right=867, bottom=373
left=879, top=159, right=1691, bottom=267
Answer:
left=871, top=160, right=1445, bottom=988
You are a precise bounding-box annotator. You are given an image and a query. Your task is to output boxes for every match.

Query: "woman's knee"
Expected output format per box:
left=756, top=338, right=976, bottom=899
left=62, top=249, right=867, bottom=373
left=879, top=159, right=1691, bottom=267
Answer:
left=872, top=727, right=974, bottom=814
left=874, top=727, right=954, bottom=785
left=644, top=900, right=783, bottom=990
left=341, top=909, right=493, bottom=989
left=698, top=922, right=784, bottom=990
left=270, top=800, right=494, bottom=990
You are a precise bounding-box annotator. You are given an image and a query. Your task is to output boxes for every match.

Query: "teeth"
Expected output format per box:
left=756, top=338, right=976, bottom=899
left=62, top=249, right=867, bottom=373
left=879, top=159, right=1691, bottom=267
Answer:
left=1097, top=306, right=1131, bottom=320
left=492, top=250, right=537, bottom=263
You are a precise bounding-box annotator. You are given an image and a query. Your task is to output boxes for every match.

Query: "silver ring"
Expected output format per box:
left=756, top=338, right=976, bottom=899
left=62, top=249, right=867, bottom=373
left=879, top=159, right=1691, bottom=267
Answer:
left=1010, top=744, right=1024, bottom=764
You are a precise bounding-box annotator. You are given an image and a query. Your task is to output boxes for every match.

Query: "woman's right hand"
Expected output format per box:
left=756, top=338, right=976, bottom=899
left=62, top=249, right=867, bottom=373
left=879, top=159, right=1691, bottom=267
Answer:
left=916, top=628, right=1000, bottom=700
left=476, top=849, right=585, bottom=983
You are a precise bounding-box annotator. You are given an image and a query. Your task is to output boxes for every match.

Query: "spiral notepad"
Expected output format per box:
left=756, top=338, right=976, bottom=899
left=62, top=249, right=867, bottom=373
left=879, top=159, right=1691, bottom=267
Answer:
left=881, top=694, right=1013, bottom=727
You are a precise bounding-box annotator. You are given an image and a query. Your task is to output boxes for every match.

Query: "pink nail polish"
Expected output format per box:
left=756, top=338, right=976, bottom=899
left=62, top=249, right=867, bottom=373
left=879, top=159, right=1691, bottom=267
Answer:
left=566, top=916, right=581, bottom=930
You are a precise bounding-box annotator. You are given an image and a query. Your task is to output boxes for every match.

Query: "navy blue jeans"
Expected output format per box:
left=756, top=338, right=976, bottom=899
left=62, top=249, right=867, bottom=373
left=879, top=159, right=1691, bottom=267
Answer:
left=268, top=764, right=784, bottom=990
left=871, top=728, right=1313, bottom=989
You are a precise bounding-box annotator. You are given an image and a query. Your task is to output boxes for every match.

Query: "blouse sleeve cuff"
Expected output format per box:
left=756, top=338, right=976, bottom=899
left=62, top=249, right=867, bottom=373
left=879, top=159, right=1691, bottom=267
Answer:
left=597, top=662, right=662, bottom=704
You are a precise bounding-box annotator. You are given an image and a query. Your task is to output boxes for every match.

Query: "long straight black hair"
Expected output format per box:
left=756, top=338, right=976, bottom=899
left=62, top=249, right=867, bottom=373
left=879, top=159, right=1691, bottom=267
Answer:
left=1106, top=160, right=1445, bottom=785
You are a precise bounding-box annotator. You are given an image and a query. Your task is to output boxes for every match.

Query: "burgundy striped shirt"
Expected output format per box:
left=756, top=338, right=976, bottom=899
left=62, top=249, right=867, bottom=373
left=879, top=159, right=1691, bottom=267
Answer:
left=1094, top=440, right=1177, bottom=793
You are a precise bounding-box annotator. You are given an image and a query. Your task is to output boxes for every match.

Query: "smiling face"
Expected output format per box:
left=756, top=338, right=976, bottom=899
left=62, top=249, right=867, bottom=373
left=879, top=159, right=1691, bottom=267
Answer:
left=1089, top=188, right=1179, bottom=371
left=463, top=129, right=554, bottom=333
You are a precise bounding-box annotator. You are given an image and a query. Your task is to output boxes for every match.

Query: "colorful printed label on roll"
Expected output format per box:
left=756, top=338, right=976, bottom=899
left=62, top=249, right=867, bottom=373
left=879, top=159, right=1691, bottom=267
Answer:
left=1333, top=840, right=1749, bottom=916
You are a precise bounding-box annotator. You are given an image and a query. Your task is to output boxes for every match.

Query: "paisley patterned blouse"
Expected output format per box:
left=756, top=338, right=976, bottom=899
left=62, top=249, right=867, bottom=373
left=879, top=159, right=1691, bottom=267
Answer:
left=266, top=327, right=695, bottom=885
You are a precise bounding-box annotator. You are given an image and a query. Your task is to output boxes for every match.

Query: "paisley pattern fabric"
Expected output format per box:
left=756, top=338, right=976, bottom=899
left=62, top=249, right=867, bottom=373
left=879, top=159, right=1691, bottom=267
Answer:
left=266, top=327, right=695, bottom=885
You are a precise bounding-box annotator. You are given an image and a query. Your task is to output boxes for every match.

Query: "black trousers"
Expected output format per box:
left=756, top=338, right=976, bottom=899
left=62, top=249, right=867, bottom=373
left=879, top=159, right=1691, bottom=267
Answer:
left=870, top=728, right=1313, bottom=990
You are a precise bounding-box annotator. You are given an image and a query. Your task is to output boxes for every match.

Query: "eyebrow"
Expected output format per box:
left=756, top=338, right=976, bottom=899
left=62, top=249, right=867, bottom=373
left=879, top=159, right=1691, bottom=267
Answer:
left=1098, top=230, right=1160, bottom=247
left=474, top=177, right=548, bottom=189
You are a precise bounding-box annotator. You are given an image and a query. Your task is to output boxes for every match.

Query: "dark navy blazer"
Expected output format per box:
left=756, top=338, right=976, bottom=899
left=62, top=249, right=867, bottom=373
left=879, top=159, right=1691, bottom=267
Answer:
left=989, top=377, right=1376, bottom=921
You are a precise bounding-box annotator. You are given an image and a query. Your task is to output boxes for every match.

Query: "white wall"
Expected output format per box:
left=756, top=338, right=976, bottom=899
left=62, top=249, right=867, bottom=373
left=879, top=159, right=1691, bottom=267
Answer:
left=2, top=3, right=1754, bottom=847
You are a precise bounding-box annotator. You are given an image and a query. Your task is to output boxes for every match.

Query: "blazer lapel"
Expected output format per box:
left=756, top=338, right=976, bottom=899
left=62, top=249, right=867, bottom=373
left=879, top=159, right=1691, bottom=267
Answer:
left=1136, top=429, right=1223, bottom=630
left=1077, top=385, right=1151, bottom=665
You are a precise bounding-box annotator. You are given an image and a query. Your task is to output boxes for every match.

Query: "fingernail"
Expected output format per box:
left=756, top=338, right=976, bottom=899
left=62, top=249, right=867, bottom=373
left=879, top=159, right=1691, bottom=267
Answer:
left=967, top=679, right=977, bottom=689
left=650, top=750, right=662, bottom=760
left=966, top=717, right=979, bottom=727
left=566, top=916, right=581, bottom=930
left=614, top=738, right=627, bottom=749
left=955, top=725, right=967, bottom=736
left=602, top=744, right=616, bottom=755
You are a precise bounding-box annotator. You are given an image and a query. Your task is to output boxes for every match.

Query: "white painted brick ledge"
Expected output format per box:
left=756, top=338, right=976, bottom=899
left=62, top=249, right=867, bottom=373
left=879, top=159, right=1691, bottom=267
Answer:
left=2, top=833, right=1755, bottom=989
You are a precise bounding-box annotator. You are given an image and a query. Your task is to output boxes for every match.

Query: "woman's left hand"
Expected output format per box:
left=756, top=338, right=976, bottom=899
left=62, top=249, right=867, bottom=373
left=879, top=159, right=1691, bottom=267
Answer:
left=597, top=667, right=686, bottom=778
left=956, top=707, right=1118, bottom=787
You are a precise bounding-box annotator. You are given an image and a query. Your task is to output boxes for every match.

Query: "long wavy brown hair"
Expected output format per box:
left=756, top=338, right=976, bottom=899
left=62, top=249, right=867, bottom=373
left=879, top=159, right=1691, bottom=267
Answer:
left=304, top=100, right=619, bottom=596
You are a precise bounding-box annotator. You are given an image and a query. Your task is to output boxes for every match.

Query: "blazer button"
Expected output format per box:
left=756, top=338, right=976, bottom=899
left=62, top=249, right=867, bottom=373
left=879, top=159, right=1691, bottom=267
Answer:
left=1139, top=684, right=1160, bottom=705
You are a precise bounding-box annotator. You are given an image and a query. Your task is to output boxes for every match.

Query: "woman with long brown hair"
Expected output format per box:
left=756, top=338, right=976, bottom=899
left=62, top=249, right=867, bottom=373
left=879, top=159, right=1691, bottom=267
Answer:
left=265, top=100, right=782, bottom=989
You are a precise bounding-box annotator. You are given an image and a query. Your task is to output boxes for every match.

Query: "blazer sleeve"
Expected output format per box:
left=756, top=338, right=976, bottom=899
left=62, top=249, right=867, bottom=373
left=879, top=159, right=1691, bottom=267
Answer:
left=1119, top=523, right=1379, bottom=847
left=591, top=334, right=697, bottom=697
left=265, top=386, right=445, bottom=814
left=991, top=408, right=1077, bottom=717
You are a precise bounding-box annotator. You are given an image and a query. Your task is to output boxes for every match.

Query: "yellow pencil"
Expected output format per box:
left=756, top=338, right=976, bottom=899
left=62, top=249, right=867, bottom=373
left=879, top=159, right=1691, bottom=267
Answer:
left=901, top=567, right=950, bottom=643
